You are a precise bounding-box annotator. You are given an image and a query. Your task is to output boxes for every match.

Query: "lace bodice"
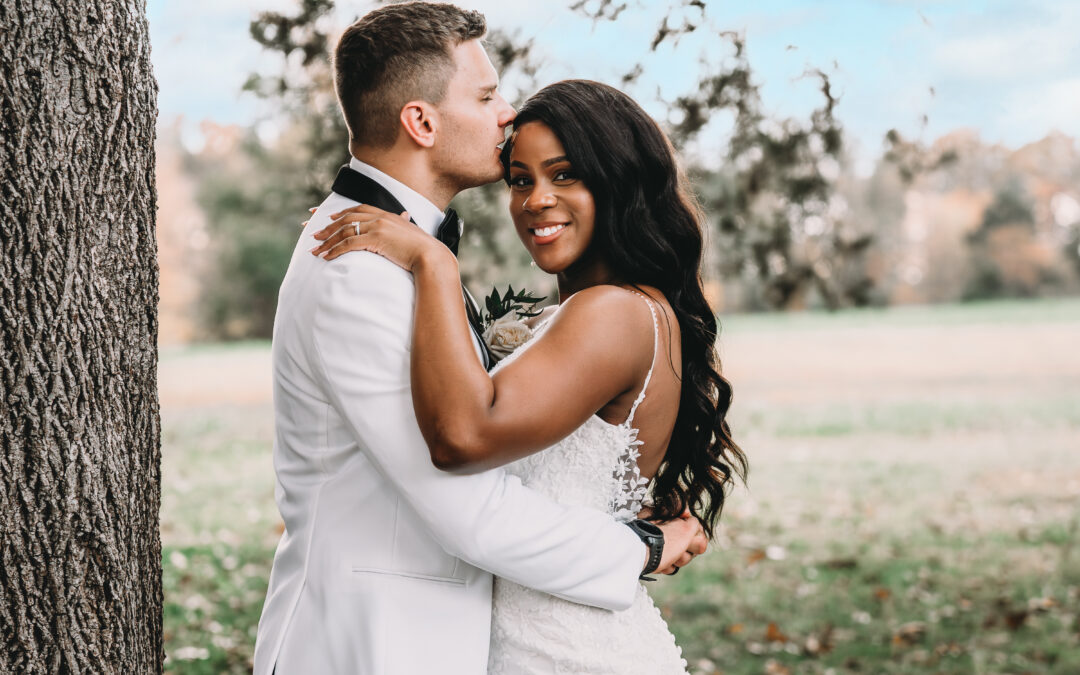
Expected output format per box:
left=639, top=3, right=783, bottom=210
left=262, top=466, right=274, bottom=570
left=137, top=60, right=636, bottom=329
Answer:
left=488, top=294, right=658, bottom=522
left=487, top=291, right=688, bottom=674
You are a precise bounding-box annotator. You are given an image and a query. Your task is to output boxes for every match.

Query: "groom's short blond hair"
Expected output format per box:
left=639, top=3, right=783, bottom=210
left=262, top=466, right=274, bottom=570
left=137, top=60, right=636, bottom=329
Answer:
left=334, top=2, right=486, bottom=149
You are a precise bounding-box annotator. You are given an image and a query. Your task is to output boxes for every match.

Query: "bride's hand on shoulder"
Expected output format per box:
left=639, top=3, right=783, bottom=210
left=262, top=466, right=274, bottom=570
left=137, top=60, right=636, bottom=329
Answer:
left=309, top=204, right=453, bottom=272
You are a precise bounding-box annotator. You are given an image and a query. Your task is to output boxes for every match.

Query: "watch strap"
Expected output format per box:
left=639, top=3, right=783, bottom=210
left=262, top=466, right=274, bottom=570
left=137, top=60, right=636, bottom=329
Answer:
left=627, top=519, right=664, bottom=579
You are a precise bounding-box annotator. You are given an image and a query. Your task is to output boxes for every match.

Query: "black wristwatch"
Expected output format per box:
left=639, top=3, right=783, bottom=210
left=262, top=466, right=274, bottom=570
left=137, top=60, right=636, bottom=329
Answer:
left=626, top=519, right=664, bottom=581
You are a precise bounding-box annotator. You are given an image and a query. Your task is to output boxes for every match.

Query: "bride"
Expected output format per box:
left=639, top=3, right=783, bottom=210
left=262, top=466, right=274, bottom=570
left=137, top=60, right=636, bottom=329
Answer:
left=310, top=79, right=746, bottom=674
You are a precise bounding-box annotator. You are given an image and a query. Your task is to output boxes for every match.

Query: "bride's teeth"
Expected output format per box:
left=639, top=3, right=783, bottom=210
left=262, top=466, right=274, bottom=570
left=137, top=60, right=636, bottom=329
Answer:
left=533, top=224, right=565, bottom=237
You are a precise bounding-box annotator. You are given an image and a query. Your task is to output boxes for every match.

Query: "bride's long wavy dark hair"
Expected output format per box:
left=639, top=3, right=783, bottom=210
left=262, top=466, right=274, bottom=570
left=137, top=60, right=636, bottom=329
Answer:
left=501, top=80, right=746, bottom=538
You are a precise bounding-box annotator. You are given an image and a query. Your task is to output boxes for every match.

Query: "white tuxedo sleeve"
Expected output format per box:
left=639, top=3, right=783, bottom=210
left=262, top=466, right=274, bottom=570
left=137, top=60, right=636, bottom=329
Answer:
left=310, top=253, right=644, bottom=611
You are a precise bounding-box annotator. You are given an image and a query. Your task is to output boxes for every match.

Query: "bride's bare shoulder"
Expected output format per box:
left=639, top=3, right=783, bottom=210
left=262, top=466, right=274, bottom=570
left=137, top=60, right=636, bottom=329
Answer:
left=540, top=285, right=659, bottom=344
left=567, top=284, right=672, bottom=316
left=522, top=285, right=642, bottom=330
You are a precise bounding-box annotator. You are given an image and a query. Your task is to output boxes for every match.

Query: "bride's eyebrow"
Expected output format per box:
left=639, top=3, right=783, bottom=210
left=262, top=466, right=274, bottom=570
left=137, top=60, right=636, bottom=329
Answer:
left=509, top=156, right=571, bottom=170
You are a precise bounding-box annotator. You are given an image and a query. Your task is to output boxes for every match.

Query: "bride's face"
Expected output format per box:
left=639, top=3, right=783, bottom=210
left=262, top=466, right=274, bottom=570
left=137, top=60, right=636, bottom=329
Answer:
left=506, top=122, right=596, bottom=274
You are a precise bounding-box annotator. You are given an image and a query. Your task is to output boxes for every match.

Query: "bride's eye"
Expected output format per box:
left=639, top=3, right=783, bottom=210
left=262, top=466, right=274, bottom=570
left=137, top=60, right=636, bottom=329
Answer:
left=553, top=169, right=577, bottom=183
left=509, top=175, right=532, bottom=189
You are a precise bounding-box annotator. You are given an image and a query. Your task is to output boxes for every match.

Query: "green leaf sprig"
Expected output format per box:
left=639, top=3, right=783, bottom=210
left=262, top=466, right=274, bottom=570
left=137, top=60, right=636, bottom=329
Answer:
left=482, top=285, right=547, bottom=328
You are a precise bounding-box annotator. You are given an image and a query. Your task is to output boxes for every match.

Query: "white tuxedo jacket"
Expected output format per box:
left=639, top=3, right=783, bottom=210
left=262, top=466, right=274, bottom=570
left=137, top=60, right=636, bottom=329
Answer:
left=252, top=165, right=643, bottom=675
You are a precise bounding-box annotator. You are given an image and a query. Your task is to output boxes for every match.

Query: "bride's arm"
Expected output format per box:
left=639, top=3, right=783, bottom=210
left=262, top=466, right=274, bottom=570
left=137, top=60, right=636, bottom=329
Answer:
left=411, top=259, right=652, bottom=472
left=311, top=205, right=654, bottom=473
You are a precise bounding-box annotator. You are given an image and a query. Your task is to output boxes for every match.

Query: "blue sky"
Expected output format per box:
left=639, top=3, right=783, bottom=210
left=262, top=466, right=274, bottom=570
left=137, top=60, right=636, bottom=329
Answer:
left=148, top=0, right=1080, bottom=173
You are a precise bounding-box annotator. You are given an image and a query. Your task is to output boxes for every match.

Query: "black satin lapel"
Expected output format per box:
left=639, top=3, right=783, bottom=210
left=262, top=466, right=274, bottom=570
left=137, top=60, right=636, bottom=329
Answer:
left=332, top=166, right=409, bottom=216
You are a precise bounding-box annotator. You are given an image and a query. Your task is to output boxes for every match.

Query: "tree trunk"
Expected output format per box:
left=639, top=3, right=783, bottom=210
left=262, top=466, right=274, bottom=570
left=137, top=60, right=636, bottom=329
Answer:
left=0, top=0, right=162, bottom=672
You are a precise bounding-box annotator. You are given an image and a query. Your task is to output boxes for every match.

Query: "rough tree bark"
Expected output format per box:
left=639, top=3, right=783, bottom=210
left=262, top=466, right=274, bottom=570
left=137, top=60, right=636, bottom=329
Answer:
left=0, top=0, right=162, bottom=672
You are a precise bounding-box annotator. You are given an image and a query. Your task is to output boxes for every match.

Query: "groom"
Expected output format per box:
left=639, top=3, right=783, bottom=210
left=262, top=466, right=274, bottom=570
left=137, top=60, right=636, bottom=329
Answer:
left=252, top=3, right=705, bottom=674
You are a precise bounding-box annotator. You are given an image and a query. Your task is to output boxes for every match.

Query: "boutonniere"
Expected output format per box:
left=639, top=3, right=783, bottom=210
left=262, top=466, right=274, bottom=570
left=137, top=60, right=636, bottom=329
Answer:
left=481, top=285, right=547, bottom=359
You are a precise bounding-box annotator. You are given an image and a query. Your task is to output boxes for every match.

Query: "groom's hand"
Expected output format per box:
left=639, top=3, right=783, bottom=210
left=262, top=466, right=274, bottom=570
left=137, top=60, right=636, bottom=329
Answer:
left=653, top=513, right=708, bottom=576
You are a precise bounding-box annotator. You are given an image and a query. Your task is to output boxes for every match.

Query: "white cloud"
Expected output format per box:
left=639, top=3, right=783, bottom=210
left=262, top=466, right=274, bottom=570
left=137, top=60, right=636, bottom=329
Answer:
left=933, top=2, right=1080, bottom=80
left=724, top=6, right=824, bottom=39
left=935, top=32, right=1075, bottom=80
left=1002, top=76, right=1080, bottom=138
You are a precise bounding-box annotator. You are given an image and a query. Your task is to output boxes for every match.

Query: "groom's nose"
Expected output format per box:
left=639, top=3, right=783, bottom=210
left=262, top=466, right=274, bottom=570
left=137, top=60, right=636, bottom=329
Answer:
left=497, top=95, right=516, bottom=128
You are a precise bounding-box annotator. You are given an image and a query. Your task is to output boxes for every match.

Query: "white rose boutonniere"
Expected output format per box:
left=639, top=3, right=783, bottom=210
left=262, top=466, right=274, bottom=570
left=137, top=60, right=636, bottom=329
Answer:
left=483, top=314, right=533, bottom=359
left=481, top=284, right=547, bottom=361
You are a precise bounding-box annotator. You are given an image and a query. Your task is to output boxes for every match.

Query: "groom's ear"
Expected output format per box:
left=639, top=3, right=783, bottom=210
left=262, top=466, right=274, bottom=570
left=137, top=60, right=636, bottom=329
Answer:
left=399, top=101, right=438, bottom=148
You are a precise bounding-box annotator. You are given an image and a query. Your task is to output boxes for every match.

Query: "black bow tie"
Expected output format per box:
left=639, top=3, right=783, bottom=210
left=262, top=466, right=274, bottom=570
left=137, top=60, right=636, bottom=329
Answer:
left=435, top=208, right=461, bottom=257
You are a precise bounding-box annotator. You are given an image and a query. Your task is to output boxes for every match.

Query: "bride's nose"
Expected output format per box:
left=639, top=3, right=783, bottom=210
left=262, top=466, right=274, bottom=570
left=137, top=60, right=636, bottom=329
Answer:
left=522, top=188, right=556, bottom=214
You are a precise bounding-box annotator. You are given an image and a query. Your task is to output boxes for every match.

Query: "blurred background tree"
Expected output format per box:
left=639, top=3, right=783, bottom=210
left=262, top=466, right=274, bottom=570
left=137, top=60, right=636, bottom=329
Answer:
left=188, top=0, right=867, bottom=337
left=184, top=128, right=317, bottom=338
left=881, top=128, right=1080, bottom=305
left=181, top=0, right=1080, bottom=339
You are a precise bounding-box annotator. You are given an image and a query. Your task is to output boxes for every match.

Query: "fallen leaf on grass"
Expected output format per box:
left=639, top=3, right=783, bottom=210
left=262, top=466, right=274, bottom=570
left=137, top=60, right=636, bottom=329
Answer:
left=747, top=548, right=767, bottom=565
left=765, top=622, right=789, bottom=643
left=874, top=587, right=891, bottom=601
left=764, top=659, right=791, bottom=675
left=891, top=621, right=927, bottom=647
left=1027, top=596, right=1056, bottom=612
left=727, top=623, right=744, bottom=635
left=989, top=598, right=1031, bottom=631
left=932, top=642, right=965, bottom=658
left=1004, top=609, right=1029, bottom=631
left=803, top=624, right=834, bottom=656
left=824, top=557, right=857, bottom=570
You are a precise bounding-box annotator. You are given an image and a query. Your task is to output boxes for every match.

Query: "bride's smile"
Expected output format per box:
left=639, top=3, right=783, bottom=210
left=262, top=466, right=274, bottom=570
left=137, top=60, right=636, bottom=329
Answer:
left=528, top=222, right=567, bottom=243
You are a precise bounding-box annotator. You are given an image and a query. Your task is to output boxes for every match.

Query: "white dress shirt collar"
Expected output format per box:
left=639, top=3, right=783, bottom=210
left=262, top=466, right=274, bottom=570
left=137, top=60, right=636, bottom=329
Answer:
left=348, top=157, right=446, bottom=236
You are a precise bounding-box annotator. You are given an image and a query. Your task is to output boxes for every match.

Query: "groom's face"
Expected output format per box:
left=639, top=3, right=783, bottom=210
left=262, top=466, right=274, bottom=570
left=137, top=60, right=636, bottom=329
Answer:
left=432, top=39, right=516, bottom=190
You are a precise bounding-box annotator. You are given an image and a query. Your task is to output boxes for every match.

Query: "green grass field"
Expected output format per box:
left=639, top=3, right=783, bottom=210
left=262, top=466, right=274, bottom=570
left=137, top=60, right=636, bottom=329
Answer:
left=160, top=299, right=1080, bottom=674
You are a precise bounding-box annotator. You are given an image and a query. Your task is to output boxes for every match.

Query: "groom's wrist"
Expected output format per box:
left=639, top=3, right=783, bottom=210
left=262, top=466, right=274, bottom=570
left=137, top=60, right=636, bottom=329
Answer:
left=626, top=519, right=664, bottom=579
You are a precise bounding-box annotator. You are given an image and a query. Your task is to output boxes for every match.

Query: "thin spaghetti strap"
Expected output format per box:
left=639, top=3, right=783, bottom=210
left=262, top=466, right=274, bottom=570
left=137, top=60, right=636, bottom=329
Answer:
left=624, top=291, right=660, bottom=427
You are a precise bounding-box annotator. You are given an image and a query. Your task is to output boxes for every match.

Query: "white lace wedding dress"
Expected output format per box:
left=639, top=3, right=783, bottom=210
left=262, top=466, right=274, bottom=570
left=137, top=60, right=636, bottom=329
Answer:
left=487, top=293, right=689, bottom=674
